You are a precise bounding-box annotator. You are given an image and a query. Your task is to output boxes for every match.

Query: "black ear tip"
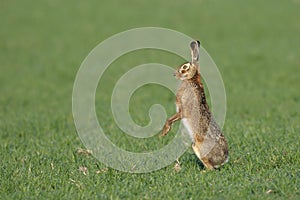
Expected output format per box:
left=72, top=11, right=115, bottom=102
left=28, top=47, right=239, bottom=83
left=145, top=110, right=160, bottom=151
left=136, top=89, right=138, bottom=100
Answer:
left=190, top=41, right=196, bottom=48
left=190, top=40, right=201, bottom=48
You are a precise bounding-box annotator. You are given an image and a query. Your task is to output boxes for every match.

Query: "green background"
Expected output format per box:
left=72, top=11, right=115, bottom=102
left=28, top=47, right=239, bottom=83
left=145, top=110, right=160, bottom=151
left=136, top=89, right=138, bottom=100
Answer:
left=1, top=0, right=299, bottom=199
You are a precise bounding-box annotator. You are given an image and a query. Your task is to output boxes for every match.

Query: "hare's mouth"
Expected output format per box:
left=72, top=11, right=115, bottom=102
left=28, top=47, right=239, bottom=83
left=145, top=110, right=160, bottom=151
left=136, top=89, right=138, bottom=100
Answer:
left=173, top=71, right=181, bottom=79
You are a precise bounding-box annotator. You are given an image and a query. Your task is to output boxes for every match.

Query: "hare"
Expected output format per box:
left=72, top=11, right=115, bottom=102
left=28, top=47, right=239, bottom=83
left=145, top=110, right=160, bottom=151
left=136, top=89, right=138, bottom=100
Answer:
left=160, top=41, right=228, bottom=169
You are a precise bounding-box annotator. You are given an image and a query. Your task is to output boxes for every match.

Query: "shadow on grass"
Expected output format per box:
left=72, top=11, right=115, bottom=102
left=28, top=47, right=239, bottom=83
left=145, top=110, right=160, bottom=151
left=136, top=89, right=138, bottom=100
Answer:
left=193, top=155, right=207, bottom=171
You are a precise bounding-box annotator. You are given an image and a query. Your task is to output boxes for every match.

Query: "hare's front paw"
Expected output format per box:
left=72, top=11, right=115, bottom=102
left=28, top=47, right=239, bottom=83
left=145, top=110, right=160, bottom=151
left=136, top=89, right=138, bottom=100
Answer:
left=160, top=123, right=171, bottom=136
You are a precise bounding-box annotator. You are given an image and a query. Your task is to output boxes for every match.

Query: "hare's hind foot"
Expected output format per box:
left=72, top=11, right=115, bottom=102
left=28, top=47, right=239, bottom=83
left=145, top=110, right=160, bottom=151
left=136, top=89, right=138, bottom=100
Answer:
left=192, top=143, right=214, bottom=170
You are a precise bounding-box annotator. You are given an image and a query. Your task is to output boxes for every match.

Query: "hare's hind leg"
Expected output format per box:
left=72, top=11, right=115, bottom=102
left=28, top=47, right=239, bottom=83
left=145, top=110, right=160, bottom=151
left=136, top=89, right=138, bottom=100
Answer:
left=199, top=156, right=214, bottom=170
left=193, top=145, right=214, bottom=169
left=192, top=140, right=214, bottom=170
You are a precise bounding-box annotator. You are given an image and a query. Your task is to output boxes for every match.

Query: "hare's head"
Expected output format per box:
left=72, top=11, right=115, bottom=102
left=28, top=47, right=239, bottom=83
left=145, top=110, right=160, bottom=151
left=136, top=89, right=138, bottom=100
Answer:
left=174, top=62, right=197, bottom=80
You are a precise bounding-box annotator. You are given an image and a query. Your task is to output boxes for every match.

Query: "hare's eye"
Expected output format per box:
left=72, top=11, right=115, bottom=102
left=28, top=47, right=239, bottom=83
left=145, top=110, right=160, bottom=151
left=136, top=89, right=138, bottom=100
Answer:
left=182, top=64, right=190, bottom=70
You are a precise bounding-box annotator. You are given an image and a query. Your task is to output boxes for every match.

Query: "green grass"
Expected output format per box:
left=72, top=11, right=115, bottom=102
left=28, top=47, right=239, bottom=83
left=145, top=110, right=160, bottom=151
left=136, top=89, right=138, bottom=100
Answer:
left=1, top=0, right=299, bottom=199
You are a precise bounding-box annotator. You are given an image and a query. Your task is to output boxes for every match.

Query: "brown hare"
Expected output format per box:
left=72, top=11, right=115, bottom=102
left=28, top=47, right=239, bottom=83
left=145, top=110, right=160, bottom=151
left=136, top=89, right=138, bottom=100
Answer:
left=160, top=41, right=228, bottom=169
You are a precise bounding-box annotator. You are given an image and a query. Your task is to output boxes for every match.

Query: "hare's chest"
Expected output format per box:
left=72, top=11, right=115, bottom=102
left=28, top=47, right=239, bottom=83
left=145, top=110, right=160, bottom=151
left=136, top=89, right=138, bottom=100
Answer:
left=177, top=87, right=199, bottom=115
left=181, top=118, right=194, bottom=141
left=177, top=84, right=194, bottom=103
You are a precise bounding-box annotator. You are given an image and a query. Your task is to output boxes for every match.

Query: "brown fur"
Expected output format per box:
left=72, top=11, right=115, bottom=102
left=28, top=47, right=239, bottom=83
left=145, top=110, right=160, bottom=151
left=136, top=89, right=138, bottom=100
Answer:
left=160, top=41, right=229, bottom=169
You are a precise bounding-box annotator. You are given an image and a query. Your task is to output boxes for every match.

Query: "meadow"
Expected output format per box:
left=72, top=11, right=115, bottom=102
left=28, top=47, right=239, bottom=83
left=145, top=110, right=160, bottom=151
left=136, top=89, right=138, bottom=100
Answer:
left=0, top=0, right=299, bottom=199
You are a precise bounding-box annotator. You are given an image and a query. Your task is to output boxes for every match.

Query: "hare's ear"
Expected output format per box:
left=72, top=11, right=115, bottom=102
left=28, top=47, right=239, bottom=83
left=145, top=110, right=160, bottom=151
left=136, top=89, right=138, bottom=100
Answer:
left=190, top=40, right=200, bottom=68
